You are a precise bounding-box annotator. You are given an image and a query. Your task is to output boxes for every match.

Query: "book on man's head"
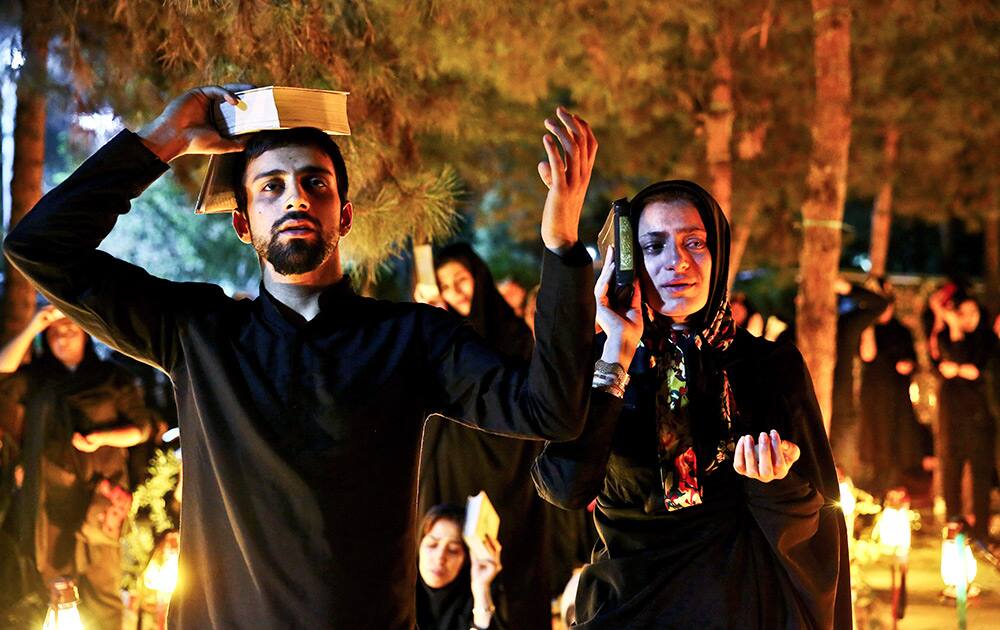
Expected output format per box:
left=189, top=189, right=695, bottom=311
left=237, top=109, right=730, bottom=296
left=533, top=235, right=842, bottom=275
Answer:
left=212, top=86, right=350, bottom=137
left=463, top=491, right=500, bottom=562
left=195, top=86, right=351, bottom=214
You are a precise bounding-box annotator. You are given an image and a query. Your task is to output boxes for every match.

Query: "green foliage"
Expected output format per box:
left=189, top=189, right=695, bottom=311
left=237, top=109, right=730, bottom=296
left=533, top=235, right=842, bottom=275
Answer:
left=121, top=448, right=180, bottom=593
left=98, top=175, right=261, bottom=293
left=23, top=0, right=1000, bottom=284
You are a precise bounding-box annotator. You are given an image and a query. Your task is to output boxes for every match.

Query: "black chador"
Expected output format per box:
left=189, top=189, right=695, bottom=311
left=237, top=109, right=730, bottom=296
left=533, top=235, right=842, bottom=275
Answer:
left=419, top=243, right=569, bottom=629
left=532, top=181, right=851, bottom=629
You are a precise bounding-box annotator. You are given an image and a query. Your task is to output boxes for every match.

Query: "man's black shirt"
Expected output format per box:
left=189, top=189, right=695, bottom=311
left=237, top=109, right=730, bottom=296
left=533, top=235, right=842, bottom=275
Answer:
left=4, top=131, right=595, bottom=629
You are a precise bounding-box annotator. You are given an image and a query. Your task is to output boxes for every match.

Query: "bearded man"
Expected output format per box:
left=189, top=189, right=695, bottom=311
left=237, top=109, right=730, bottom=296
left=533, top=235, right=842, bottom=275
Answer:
left=4, top=85, right=598, bottom=629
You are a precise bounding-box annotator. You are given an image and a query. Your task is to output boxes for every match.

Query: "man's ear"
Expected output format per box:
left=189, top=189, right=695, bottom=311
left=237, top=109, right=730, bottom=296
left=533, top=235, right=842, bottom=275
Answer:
left=232, top=210, right=252, bottom=244
left=340, top=201, right=353, bottom=237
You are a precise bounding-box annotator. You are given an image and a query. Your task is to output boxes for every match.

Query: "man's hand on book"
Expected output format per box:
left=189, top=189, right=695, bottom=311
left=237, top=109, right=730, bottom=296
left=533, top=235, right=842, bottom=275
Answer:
left=139, top=84, right=255, bottom=163
left=537, top=107, right=598, bottom=254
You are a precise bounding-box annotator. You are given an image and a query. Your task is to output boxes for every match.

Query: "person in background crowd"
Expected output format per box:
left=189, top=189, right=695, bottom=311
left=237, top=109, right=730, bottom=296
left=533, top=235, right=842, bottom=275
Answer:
left=857, top=278, right=931, bottom=496
left=730, top=291, right=764, bottom=337
left=829, top=278, right=891, bottom=478
left=416, top=504, right=505, bottom=630
left=497, top=278, right=528, bottom=318
left=523, top=285, right=540, bottom=336
left=532, top=180, right=849, bottom=628
left=928, top=290, right=997, bottom=543
left=418, top=242, right=554, bottom=629
left=0, top=305, right=154, bottom=628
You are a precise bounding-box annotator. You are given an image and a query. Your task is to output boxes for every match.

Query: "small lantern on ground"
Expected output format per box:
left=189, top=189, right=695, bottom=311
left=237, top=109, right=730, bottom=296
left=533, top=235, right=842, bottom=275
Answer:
left=41, top=578, right=84, bottom=630
left=873, top=488, right=912, bottom=627
left=941, top=520, right=979, bottom=630
left=141, top=531, right=180, bottom=629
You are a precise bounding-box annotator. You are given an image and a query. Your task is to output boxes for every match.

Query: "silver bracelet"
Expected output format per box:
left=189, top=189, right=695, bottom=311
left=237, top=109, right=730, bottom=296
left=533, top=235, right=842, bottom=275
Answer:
left=593, top=360, right=629, bottom=398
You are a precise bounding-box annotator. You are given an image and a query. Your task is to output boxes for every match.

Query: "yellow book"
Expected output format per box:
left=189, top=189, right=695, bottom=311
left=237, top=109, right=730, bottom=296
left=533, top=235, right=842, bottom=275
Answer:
left=195, top=86, right=350, bottom=214
left=463, top=491, right=500, bottom=561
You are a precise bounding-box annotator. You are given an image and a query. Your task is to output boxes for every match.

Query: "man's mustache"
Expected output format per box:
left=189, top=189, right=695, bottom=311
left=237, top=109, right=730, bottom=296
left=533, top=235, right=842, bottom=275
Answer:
left=271, top=212, right=322, bottom=236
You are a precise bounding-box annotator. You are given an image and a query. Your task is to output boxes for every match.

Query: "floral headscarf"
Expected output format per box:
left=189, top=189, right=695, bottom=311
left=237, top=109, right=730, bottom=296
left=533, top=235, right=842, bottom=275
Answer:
left=628, top=180, right=737, bottom=511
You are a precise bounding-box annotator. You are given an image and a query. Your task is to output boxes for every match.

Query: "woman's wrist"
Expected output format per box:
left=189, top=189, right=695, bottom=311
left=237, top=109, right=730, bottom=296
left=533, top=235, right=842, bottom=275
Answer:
left=471, top=587, right=494, bottom=629
left=600, top=335, right=636, bottom=372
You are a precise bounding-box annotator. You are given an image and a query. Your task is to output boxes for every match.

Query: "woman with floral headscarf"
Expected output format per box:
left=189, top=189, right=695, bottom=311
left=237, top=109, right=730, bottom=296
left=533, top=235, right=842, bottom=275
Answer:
left=532, top=181, right=850, bottom=629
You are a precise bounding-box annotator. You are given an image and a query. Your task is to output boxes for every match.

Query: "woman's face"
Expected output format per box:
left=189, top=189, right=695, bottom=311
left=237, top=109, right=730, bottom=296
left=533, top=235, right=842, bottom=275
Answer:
left=637, top=200, right=712, bottom=322
left=418, top=518, right=466, bottom=588
left=45, top=319, right=86, bottom=367
left=957, top=299, right=980, bottom=333
left=436, top=261, right=475, bottom=317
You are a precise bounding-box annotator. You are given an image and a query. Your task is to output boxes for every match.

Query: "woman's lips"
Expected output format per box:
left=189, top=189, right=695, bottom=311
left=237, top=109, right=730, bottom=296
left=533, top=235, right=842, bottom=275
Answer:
left=662, top=281, right=695, bottom=293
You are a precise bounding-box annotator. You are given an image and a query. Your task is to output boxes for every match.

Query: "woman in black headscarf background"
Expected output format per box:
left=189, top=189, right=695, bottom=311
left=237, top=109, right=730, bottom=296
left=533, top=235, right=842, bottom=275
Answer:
left=418, top=243, right=556, bottom=629
left=416, top=503, right=506, bottom=630
left=532, top=181, right=850, bottom=629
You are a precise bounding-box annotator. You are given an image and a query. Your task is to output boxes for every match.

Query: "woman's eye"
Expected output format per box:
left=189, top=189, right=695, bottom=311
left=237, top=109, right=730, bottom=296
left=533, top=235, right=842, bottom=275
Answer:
left=686, top=239, right=706, bottom=250
left=642, top=243, right=663, bottom=255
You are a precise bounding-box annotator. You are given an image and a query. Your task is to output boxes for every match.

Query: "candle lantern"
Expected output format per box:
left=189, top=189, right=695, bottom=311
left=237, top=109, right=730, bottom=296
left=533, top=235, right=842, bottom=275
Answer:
left=41, top=578, right=84, bottom=630
left=941, top=520, right=979, bottom=630
left=140, top=531, right=180, bottom=629
left=873, top=489, right=912, bottom=626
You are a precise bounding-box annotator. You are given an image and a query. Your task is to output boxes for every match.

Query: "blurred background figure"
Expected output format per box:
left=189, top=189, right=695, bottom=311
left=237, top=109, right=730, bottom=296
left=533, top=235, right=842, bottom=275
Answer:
left=496, top=278, right=528, bottom=319
left=730, top=291, right=764, bottom=337
left=857, top=277, right=931, bottom=497
left=522, top=286, right=539, bottom=336
left=416, top=504, right=505, bottom=630
left=417, top=243, right=551, bottom=628
left=928, top=290, right=997, bottom=543
left=829, top=278, right=890, bottom=479
left=0, top=305, right=155, bottom=629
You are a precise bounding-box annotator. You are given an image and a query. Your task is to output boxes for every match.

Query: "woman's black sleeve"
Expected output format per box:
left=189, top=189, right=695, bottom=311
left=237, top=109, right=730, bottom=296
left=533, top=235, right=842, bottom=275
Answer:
left=531, top=390, right=623, bottom=510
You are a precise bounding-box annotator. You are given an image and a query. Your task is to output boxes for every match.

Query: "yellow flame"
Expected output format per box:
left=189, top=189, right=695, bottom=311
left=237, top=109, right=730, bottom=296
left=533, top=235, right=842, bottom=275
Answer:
left=41, top=605, right=84, bottom=630
left=941, top=539, right=978, bottom=587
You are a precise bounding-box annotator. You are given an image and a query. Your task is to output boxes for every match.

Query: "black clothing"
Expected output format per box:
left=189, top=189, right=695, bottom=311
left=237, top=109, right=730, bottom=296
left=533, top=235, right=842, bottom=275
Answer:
left=858, top=318, right=929, bottom=493
left=533, top=335, right=851, bottom=629
left=433, top=243, right=535, bottom=360
left=830, top=286, right=890, bottom=476
left=532, top=179, right=849, bottom=629
left=936, top=324, right=997, bottom=540
left=416, top=571, right=507, bottom=630
left=4, top=130, right=595, bottom=629
left=420, top=243, right=554, bottom=629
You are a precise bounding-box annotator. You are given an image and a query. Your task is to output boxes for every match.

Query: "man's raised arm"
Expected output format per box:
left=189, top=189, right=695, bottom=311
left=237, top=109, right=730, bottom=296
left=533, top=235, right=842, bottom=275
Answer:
left=423, top=109, right=598, bottom=441
left=3, top=86, right=248, bottom=371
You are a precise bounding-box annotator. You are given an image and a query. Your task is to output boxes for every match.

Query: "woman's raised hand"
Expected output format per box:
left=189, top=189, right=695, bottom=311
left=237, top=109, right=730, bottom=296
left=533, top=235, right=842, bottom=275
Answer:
left=595, top=246, right=643, bottom=371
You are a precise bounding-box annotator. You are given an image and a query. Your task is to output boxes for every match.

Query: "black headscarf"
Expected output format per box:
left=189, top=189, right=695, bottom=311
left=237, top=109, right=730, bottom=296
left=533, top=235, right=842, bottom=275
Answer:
left=434, top=243, right=533, bottom=362
left=415, top=561, right=473, bottom=630
left=628, top=179, right=731, bottom=331
left=626, top=180, right=738, bottom=506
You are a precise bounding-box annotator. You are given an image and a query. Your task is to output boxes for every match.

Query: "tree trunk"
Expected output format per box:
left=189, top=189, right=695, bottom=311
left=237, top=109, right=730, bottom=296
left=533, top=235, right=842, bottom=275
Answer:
left=729, top=201, right=761, bottom=286
left=985, top=207, right=999, bottom=314
left=868, top=124, right=899, bottom=277
left=796, top=0, right=852, bottom=435
left=2, top=7, right=49, bottom=344
left=705, top=15, right=734, bottom=224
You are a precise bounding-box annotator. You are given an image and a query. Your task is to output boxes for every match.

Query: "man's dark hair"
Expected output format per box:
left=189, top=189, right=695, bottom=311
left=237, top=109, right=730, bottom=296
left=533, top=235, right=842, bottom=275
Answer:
left=231, top=127, right=349, bottom=213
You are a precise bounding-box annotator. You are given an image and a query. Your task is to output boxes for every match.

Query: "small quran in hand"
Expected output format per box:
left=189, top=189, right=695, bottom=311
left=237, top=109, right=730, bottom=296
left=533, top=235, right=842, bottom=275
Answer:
left=195, top=86, right=351, bottom=214
left=463, top=491, right=500, bottom=561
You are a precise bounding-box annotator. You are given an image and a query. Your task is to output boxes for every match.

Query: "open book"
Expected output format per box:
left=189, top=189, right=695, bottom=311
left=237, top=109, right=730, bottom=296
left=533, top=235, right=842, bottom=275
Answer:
left=463, top=491, right=500, bottom=561
left=195, top=86, right=350, bottom=214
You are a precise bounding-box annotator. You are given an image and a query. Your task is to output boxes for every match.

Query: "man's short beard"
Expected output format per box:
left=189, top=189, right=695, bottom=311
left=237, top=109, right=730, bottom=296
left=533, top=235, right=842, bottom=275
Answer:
left=252, top=217, right=338, bottom=276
